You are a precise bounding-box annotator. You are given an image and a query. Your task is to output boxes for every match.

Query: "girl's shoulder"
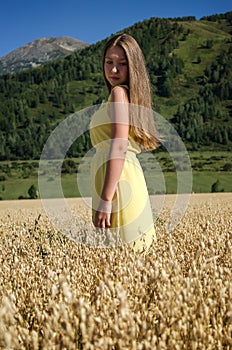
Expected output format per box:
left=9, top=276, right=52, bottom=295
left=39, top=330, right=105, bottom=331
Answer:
left=110, top=85, right=129, bottom=102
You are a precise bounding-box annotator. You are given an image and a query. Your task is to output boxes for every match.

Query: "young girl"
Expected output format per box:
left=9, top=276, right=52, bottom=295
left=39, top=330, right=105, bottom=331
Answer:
left=90, top=33, right=159, bottom=252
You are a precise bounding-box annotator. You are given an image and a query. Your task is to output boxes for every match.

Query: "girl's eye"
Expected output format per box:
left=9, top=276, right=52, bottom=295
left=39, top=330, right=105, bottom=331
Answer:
left=105, top=60, right=127, bottom=66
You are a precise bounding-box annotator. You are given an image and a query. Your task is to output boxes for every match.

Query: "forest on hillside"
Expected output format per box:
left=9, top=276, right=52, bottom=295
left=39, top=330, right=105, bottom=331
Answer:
left=0, top=12, right=231, bottom=160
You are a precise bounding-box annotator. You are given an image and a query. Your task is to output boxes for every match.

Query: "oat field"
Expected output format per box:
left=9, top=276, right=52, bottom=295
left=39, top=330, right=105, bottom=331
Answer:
left=0, top=193, right=231, bottom=350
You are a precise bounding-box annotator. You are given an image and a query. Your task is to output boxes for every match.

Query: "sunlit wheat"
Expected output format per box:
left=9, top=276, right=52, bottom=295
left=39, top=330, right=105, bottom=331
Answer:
left=0, top=193, right=231, bottom=349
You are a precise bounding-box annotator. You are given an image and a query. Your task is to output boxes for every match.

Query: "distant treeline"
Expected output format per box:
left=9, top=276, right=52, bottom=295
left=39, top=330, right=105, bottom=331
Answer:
left=201, top=11, right=232, bottom=23
left=0, top=13, right=231, bottom=160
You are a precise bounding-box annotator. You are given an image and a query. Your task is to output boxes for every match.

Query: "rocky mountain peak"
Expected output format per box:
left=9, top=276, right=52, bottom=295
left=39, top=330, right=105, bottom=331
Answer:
left=0, top=36, right=89, bottom=75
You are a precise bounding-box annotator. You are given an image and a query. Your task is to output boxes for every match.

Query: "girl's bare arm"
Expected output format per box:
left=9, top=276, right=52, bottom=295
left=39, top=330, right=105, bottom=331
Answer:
left=94, top=86, right=129, bottom=228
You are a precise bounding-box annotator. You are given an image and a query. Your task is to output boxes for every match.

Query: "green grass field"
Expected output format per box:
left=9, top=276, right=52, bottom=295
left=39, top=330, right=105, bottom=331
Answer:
left=0, top=151, right=231, bottom=200
left=1, top=171, right=231, bottom=200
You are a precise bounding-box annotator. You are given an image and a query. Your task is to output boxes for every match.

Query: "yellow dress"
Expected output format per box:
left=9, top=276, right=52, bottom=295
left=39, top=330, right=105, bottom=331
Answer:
left=90, top=101, right=156, bottom=252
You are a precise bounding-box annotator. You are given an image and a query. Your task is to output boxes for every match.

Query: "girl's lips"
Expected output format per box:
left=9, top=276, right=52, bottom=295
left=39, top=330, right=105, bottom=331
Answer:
left=110, top=77, right=120, bottom=80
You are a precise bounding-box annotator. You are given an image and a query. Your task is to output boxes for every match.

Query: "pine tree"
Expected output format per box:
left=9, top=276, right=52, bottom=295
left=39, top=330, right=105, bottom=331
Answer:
left=28, top=185, right=38, bottom=199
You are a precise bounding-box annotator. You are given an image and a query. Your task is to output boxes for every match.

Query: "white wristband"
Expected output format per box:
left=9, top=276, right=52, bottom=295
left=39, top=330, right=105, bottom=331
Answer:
left=97, top=199, right=112, bottom=214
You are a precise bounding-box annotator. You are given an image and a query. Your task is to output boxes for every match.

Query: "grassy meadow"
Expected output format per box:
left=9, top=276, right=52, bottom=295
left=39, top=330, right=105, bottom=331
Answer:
left=0, top=151, right=231, bottom=200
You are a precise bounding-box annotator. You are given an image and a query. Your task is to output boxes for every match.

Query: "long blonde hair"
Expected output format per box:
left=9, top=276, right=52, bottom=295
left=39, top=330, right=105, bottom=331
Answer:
left=102, top=33, right=159, bottom=151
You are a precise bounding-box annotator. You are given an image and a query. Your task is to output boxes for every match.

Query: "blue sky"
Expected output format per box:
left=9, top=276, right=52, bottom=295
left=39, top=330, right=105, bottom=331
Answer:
left=1, top=0, right=231, bottom=58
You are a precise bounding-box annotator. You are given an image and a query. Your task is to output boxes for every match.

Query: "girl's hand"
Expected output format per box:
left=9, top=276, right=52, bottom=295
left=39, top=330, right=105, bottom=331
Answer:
left=94, top=199, right=112, bottom=229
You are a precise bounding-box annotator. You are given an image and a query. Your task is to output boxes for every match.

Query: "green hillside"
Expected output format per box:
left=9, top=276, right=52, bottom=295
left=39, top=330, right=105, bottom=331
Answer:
left=0, top=12, right=231, bottom=161
left=159, top=20, right=231, bottom=116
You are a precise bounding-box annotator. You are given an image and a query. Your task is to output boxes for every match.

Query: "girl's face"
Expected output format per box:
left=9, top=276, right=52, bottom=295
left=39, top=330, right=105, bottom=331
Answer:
left=104, top=46, right=128, bottom=88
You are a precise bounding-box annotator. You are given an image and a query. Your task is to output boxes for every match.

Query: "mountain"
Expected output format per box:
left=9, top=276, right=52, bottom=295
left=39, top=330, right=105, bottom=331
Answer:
left=0, top=36, right=89, bottom=75
left=0, top=12, right=231, bottom=160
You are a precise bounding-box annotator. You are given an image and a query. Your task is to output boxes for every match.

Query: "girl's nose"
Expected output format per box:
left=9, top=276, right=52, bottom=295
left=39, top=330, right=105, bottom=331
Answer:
left=111, top=65, right=118, bottom=73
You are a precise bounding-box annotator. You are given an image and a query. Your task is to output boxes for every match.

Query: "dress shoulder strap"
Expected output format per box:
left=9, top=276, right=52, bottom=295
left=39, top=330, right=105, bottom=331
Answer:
left=111, top=84, right=129, bottom=91
left=119, top=84, right=129, bottom=90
